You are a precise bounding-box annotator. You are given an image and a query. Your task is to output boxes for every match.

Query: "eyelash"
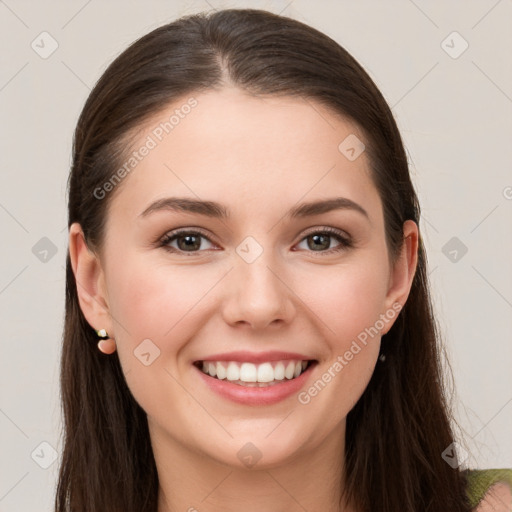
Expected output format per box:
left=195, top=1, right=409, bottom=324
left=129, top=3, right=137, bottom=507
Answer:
left=158, top=226, right=353, bottom=256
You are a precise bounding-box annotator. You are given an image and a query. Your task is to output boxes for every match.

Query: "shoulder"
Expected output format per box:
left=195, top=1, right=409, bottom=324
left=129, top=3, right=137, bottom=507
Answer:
left=464, top=469, right=512, bottom=511
left=474, top=482, right=511, bottom=511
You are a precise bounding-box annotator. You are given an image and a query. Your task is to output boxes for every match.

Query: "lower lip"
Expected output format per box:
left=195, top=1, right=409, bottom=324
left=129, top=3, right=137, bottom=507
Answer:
left=194, top=362, right=317, bottom=405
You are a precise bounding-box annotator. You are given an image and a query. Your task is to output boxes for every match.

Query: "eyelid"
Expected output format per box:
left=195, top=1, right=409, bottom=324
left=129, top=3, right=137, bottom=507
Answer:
left=158, top=225, right=353, bottom=255
left=293, top=226, right=353, bottom=255
left=158, top=227, right=219, bottom=249
left=299, top=225, right=351, bottom=240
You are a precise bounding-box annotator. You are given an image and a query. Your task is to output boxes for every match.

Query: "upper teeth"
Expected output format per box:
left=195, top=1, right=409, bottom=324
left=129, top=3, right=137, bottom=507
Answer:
left=200, top=360, right=308, bottom=383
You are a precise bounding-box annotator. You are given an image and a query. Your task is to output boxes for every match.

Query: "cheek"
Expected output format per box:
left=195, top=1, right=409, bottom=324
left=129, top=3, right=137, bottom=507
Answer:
left=293, top=264, right=387, bottom=430
left=107, top=255, right=216, bottom=343
left=294, top=258, right=390, bottom=348
left=104, top=256, right=203, bottom=417
left=105, top=255, right=227, bottom=399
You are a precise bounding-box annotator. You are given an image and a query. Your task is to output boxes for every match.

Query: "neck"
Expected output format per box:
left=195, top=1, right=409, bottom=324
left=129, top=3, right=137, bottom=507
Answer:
left=151, top=419, right=356, bottom=512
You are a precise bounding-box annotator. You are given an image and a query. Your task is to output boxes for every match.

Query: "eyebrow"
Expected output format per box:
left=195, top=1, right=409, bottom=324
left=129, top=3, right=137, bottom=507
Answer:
left=138, top=196, right=370, bottom=221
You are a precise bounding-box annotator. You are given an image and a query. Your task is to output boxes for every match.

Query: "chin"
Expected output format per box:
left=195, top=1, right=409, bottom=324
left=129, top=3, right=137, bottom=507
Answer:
left=205, top=427, right=312, bottom=471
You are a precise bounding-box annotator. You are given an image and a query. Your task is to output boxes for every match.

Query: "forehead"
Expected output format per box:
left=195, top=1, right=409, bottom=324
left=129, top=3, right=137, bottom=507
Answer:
left=105, top=87, right=381, bottom=225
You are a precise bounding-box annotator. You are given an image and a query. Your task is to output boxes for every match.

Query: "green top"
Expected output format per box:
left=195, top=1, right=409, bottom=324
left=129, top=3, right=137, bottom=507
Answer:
left=464, top=468, right=512, bottom=508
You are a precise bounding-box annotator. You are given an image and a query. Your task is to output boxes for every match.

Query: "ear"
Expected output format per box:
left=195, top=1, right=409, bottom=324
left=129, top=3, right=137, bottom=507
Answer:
left=380, top=219, right=419, bottom=335
left=68, top=222, right=114, bottom=337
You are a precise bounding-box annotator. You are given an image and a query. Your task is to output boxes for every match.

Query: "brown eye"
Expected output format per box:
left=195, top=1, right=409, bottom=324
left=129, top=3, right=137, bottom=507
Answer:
left=295, top=228, right=353, bottom=254
left=175, top=234, right=203, bottom=251
left=306, top=233, right=331, bottom=251
left=160, top=230, right=215, bottom=253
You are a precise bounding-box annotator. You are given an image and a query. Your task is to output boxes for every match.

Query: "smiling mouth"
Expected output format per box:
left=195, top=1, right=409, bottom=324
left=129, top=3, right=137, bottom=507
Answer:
left=193, top=359, right=316, bottom=387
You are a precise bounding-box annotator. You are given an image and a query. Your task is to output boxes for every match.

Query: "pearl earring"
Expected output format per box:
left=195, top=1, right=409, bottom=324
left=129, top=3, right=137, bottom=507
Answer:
left=95, top=329, right=116, bottom=355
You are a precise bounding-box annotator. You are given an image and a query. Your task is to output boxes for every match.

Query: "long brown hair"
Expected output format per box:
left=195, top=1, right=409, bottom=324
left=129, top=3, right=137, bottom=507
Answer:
left=57, top=8, right=472, bottom=511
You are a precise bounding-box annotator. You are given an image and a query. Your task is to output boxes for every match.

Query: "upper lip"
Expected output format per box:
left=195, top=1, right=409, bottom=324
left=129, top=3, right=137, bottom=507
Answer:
left=195, top=351, right=315, bottom=364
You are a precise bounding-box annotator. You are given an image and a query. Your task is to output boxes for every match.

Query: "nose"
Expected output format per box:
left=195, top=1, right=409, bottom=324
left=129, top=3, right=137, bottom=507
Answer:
left=221, top=250, right=296, bottom=330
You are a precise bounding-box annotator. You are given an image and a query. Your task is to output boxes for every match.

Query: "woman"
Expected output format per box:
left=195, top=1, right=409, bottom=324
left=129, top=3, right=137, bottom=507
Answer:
left=57, top=8, right=511, bottom=512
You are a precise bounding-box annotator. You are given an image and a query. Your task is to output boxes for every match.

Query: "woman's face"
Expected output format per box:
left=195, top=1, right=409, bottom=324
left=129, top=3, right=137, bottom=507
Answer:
left=72, top=87, right=417, bottom=469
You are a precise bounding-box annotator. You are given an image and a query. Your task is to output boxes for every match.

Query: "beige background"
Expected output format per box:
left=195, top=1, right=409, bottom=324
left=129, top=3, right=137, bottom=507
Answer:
left=1, top=0, right=511, bottom=510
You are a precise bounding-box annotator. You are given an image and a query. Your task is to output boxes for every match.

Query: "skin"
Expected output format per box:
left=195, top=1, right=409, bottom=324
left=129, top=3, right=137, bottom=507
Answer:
left=69, top=87, right=419, bottom=512
left=476, top=483, right=512, bottom=512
